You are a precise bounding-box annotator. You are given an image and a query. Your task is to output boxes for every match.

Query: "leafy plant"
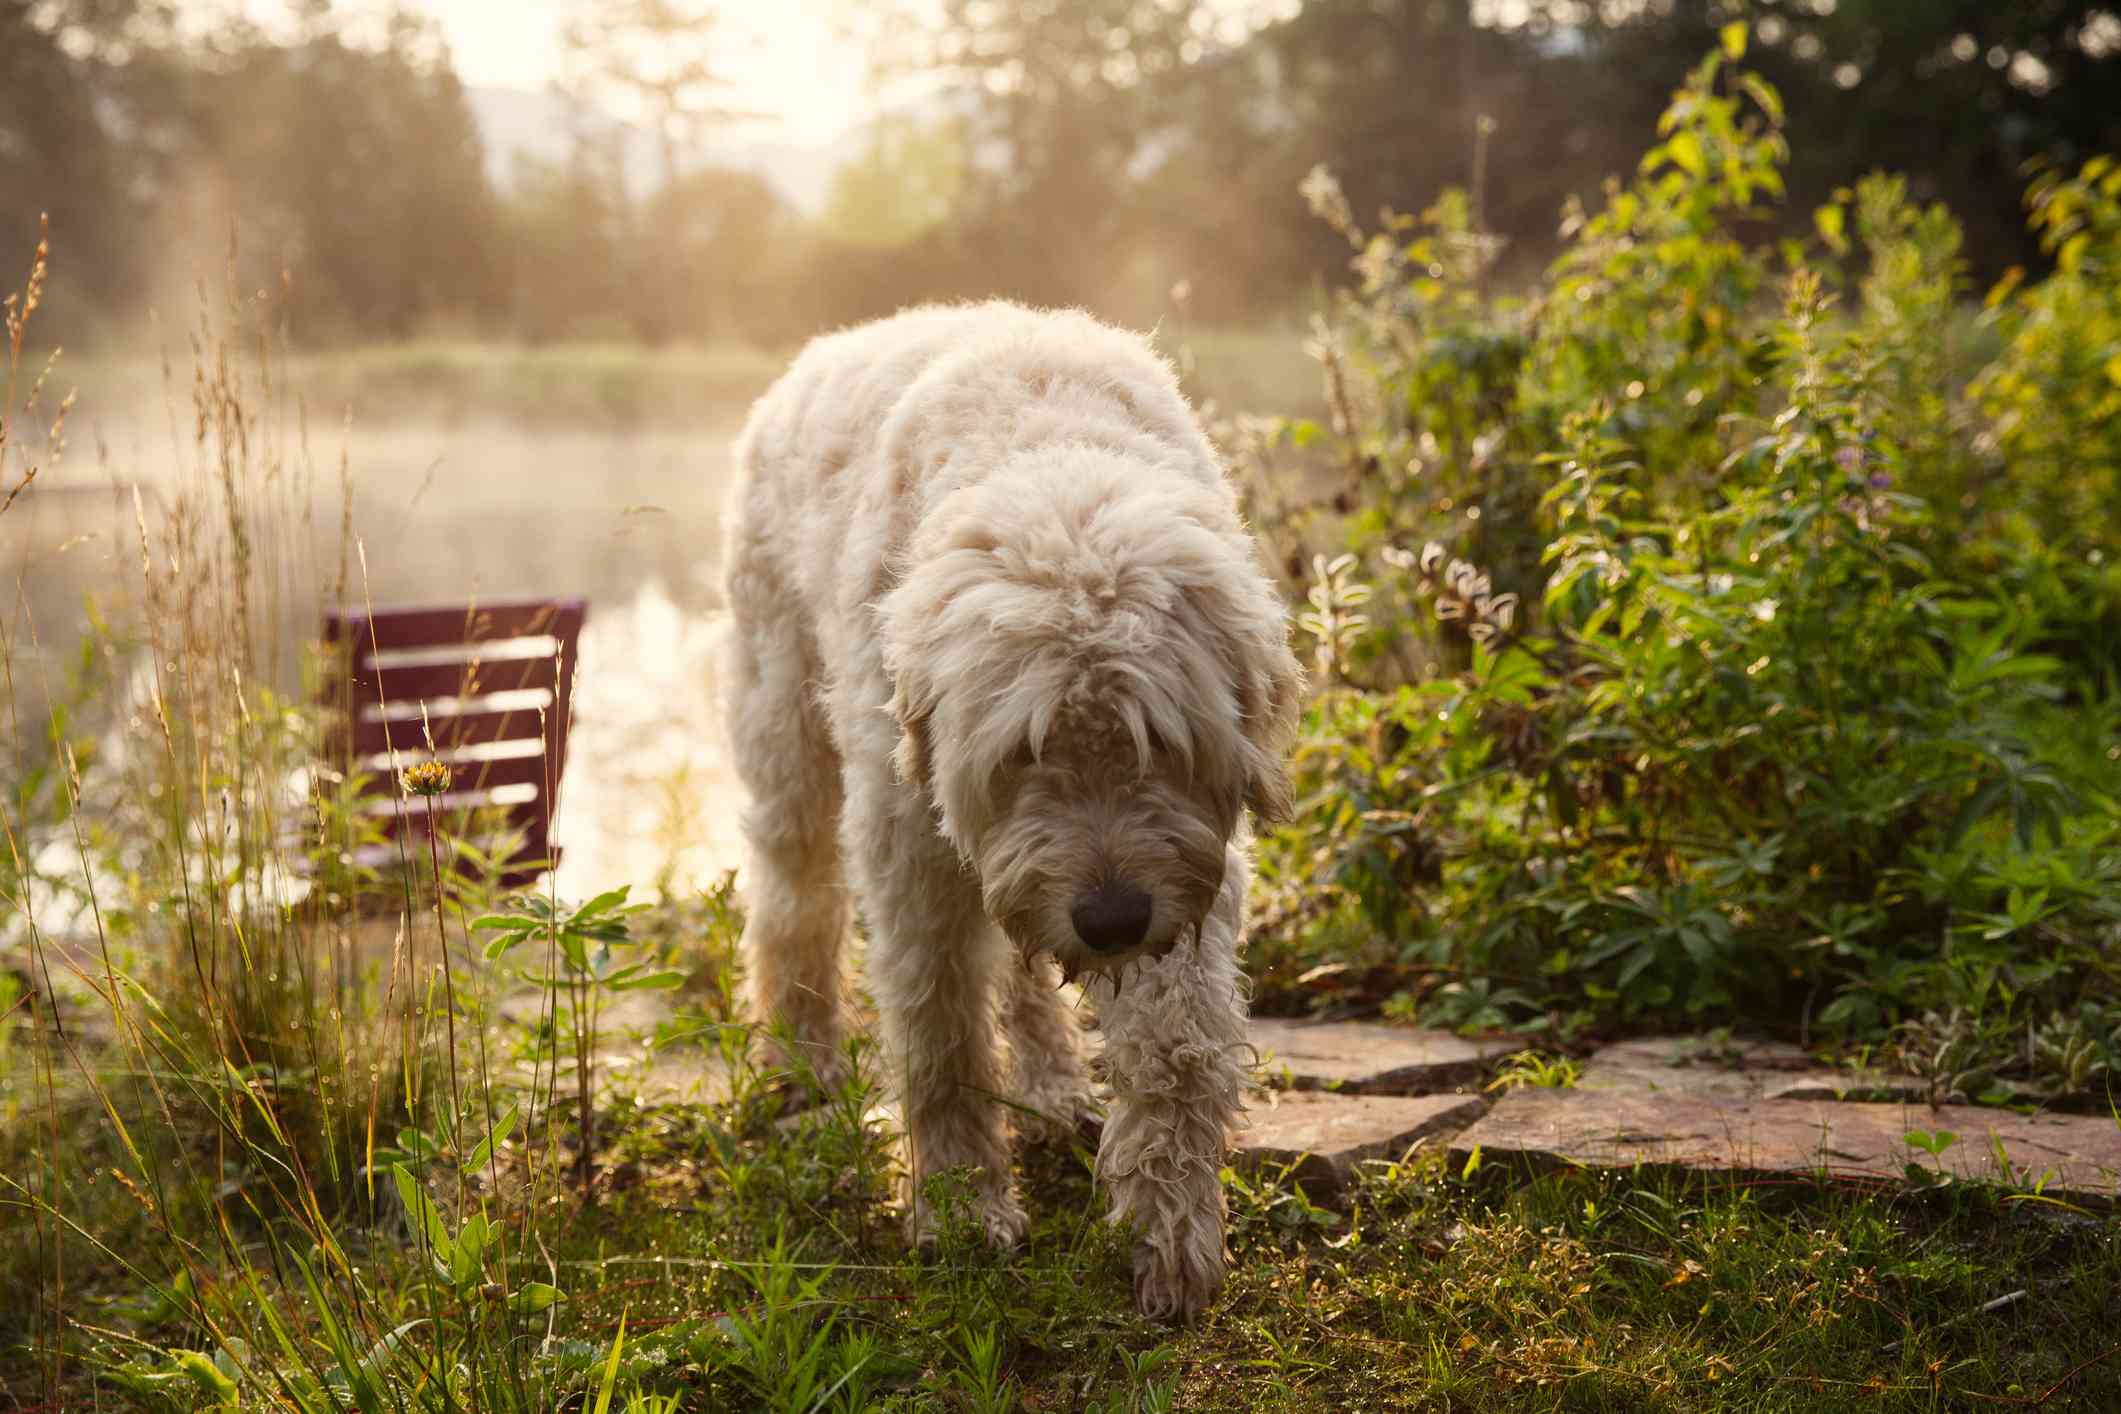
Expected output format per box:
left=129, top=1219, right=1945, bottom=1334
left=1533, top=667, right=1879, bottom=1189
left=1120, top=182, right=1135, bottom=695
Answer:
left=475, top=885, right=682, bottom=1196
left=1242, top=27, right=2121, bottom=1097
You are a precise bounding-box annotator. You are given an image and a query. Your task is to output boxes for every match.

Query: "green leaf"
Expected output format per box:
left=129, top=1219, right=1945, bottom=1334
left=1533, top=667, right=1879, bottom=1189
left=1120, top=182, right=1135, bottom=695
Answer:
left=357, top=1323, right=424, bottom=1404
left=1814, top=202, right=1847, bottom=254
left=1737, top=73, right=1784, bottom=127
left=464, top=1101, right=519, bottom=1175
left=451, top=1213, right=490, bottom=1287
left=593, top=1310, right=627, bottom=1414
left=1616, top=942, right=1663, bottom=989
left=174, top=1350, right=239, bottom=1406
left=560, top=933, right=592, bottom=973
left=1666, top=131, right=1707, bottom=180
left=482, top=931, right=529, bottom=961
left=390, top=1164, right=455, bottom=1278
left=609, top=969, right=687, bottom=992
left=511, top=1282, right=567, bottom=1314
left=575, top=886, right=634, bottom=921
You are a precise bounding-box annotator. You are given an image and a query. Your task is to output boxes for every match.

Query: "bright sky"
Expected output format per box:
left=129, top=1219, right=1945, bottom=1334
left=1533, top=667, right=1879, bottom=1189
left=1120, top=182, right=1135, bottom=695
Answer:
left=295, top=0, right=877, bottom=145
left=256, top=0, right=1298, bottom=146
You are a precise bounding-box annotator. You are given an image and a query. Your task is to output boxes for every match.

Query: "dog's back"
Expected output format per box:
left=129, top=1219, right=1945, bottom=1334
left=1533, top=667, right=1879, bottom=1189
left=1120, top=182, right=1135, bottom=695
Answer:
left=726, top=301, right=1226, bottom=625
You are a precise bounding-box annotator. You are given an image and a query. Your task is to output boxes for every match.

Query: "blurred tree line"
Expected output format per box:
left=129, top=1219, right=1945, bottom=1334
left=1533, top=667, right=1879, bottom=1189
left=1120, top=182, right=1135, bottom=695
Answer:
left=5, top=0, right=2117, bottom=348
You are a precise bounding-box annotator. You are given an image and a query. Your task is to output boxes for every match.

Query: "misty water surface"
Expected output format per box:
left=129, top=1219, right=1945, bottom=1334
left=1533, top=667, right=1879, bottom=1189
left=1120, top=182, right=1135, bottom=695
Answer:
left=4, top=411, right=753, bottom=903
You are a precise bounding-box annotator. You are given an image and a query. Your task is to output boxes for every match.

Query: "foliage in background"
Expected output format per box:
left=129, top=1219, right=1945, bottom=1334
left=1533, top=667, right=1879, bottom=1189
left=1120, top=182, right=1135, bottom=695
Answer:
left=8, top=0, right=2121, bottom=344
left=1243, top=30, right=2121, bottom=1104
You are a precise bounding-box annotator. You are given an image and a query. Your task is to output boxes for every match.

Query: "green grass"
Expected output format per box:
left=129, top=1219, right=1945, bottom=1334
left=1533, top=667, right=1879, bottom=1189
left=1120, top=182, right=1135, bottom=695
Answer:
left=13, top=983, right=2119, bottom=1410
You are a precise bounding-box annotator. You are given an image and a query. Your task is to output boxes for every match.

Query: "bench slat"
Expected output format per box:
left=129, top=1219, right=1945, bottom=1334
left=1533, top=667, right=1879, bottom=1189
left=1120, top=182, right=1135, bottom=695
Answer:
left=348, top=702, right=557, bottom=754
left=341, top=656, right=565, bottom=704
left=327, top=599, right=586, bottom=650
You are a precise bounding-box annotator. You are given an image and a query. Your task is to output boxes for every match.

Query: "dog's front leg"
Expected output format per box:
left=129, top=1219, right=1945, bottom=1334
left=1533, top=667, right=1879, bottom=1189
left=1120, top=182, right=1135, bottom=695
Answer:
left=850, top=781, right=1027, bottom=1251
left=1089, top=843, right=1252, bottom=1323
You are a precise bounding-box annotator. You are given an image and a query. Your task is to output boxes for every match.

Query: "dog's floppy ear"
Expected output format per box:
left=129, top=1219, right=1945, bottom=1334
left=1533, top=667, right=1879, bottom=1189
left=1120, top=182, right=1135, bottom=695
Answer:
left=889, top=676, right=936, bottom=797
left=877, top=569, right=935, bottom=797
left=1174, top=535, right=1308, bottom=827
left=1240, top=636, right=1305, bottom=825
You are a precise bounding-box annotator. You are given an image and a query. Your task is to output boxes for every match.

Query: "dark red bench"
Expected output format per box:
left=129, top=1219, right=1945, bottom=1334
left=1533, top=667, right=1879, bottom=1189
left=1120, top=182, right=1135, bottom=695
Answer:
left=323, top=598, right=586, bottom=887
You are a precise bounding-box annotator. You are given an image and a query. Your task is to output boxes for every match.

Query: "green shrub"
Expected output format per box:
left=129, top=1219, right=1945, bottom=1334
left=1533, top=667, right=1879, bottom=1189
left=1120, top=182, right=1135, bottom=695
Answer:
left=1245, top=28, right=2121, bottom=1099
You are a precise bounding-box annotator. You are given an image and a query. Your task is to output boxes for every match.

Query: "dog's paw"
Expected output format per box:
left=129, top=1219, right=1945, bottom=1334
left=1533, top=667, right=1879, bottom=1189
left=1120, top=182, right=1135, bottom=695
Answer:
left=753, top=1040, right=852, bottom=1106
left=1132, top=1238, right=1223, bottom=1324
left=982, top=1193, right=1031, bottom=1249
left=910, top=1186, right=1030, bottom=1253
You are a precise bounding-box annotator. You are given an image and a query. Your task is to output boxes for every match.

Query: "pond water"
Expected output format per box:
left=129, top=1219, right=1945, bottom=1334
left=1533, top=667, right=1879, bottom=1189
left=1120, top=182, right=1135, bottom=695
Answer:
left=3, top=410, right=755, bottom=903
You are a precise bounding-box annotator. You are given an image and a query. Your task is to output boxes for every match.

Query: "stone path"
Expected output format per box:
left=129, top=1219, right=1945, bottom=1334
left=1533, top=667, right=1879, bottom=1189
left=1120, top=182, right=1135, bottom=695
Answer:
left=1240, top=1090, right=1483, bottom=1200
left=1447, top=1087, right=2121, bottom=1203
left=1229, top=1015, right=1505, bottom=1195
left=566, top=995, right=2121, bottom=1206
left=1246, top=1017, right=1503, bottom=1094
left=1238, top=1025, right=2120, bottom=1206
left=1574, top=1034, right=1928, bottom=1104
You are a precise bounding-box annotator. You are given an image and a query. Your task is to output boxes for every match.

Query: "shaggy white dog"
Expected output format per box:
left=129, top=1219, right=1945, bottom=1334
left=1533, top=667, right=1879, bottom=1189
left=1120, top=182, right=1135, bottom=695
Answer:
left=720, top=301, right=1302, bottom=1321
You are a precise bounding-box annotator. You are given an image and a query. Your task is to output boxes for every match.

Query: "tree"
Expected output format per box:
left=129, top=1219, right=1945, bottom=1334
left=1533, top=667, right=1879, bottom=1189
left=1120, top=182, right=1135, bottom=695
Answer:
left=838, top=0, right=1290, bottom=308
left=1459, top=0, right=2121, bottom=275
left=177, top=7, right=506, bottom=338
left=503, top=133, right=634, bottom=342
left=561, top=0, right=751, bottom=194
left=649, top=166, right=803, bottom=342
left=1757, top=0, right=2121, bottom=273
left=0, top=0, right=181, bottom=338
left=821, top=115, right=970, bottom=250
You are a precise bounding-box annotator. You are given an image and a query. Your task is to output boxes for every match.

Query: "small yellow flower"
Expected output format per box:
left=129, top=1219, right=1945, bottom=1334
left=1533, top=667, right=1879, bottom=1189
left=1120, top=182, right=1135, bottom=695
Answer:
left=400, top=759, right=451, bottom=797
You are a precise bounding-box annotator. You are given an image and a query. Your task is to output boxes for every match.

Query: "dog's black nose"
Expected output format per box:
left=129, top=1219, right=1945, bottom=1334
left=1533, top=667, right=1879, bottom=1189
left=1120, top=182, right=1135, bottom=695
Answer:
left=1072, top=882, right=1153, bottom=953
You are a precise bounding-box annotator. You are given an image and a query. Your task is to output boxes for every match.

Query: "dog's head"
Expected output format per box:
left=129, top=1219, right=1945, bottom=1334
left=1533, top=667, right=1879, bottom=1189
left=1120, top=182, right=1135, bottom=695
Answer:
left=877, top=450, right=1303, bottom=977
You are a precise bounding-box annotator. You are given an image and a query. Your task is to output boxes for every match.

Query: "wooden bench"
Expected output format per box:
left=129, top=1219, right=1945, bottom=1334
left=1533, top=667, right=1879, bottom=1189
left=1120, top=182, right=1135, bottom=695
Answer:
left=323, top=598, right=586, bottom=888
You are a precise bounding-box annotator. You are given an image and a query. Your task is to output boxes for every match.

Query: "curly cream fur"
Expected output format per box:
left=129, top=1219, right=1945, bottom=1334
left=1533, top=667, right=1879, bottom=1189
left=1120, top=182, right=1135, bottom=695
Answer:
left=720, top=301, right=1301, bottom=1321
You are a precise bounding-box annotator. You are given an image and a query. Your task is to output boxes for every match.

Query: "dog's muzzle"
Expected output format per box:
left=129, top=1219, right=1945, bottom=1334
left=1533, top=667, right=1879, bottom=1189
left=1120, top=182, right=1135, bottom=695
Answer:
left=1071, top=880, right=1153, bottom=954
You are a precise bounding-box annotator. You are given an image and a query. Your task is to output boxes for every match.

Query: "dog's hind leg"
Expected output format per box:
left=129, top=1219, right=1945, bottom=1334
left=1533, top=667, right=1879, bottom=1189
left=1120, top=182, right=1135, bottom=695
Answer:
left=1004, top=955, right=1095, bottom=1143
left=1089, top=841, right=1253, bottom=1323
left=725, top=562, right=852, bottom=1090
left=847, top=769, right=1028, bottom=1250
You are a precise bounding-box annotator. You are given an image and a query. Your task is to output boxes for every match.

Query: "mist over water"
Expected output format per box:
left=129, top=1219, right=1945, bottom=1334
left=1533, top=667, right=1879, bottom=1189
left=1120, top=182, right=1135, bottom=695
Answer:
left=5, top=409, right=755, bottom=904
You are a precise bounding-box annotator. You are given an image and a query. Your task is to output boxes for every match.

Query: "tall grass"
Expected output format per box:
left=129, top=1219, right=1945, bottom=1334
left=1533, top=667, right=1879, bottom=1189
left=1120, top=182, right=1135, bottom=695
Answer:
left=0, top=229, right=667, bottom=1409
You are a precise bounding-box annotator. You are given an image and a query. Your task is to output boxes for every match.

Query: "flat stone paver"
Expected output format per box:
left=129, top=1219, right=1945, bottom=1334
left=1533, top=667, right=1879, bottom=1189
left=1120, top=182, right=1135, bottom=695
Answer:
left=1577, top=1036, right=1924, bottom=1104
left=1248, top=1017, right=1504, bottom=1095
left=1450, top=1089, right=2121, bottom=1202
left=1236, top=1090, right=1487, bottom=1199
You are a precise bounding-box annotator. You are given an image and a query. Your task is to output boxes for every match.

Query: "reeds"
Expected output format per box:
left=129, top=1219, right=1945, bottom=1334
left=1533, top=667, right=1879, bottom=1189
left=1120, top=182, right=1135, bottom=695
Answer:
left=0, top=225, right=661, bottom=1409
